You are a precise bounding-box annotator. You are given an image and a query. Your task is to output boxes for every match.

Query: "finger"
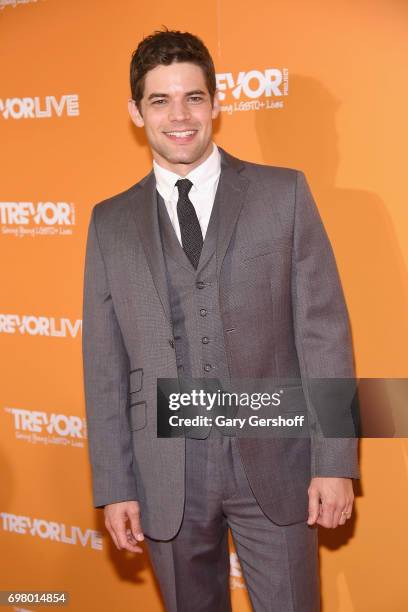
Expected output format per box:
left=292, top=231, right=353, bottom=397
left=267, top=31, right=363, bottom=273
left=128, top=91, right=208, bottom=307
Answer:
left=112, top=518, right=143, bottom=553
left=126, top=528, right=142, bottom=546
left=126, top=527, right=135, bottom=541
left=105, top=520, right=121, bottom=550
left=129, top=511, right=144, bottom=542
left=344, top=503, right=353, bottom=520
left=307, top=487, right=320, bottom=525
left=332, top=503, right=346, bottom=528
left=318, top=499, right=336, bottom=528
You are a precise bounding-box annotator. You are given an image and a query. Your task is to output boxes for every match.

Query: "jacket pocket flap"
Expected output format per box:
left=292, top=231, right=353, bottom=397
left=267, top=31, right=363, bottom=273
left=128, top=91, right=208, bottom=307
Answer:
left=129, top=368, right=143, bottom=393
left=238, top=240, right=291, bottom=262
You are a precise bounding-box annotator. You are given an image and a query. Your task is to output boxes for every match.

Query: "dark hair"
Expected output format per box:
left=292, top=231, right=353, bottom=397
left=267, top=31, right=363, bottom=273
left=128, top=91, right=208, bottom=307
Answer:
left=130, top=28, right=216, bottom=112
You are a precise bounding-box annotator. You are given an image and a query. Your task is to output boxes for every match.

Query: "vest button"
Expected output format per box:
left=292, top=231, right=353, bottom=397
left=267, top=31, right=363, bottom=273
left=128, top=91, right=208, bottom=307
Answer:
left=168, top=339, right=175, bottom=348
left=202, top=336, right=209, bottom=344
left=203, top=363, right=212, bottom=372
left=200, top=308, right=207, bottom=316
left=196, top=281, right=205, bottom=289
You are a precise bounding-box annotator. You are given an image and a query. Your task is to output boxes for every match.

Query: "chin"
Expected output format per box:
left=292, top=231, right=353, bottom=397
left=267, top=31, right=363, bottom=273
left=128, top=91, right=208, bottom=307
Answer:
left=152, top=139, right=210, bottom=168
left=165, top=149, right=203, bottom=165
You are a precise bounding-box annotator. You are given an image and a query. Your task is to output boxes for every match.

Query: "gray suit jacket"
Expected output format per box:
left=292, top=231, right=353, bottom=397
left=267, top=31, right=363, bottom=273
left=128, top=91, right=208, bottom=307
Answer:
left=82, top=146, right=359, bottom=540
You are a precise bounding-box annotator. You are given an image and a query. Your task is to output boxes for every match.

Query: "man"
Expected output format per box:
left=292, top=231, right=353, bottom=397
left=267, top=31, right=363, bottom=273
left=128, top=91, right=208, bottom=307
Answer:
left=82, top=28, right=359, bottom=612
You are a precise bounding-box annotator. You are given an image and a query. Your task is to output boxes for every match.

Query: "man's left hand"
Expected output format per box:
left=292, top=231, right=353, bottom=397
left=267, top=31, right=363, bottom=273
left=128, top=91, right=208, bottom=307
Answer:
left=307, top=477, right=354, bottom=528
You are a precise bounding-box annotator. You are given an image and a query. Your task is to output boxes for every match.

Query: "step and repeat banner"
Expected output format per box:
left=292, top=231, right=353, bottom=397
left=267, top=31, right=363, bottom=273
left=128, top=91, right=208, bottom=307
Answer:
left=1, top=1, right=408, bottom=611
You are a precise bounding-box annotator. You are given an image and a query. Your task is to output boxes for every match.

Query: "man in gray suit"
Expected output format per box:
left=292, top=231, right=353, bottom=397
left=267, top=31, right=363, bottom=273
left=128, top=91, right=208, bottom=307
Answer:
left=82, top=29, right=359, bottom=612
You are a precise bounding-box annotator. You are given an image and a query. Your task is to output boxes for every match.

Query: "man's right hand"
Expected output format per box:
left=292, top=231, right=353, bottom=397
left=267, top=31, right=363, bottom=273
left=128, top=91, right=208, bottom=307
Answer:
left=104, top=500, right=144, bottom=553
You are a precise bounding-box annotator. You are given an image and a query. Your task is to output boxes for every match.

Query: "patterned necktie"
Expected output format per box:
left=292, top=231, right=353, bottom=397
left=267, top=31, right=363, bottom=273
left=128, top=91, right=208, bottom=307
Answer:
left=175, top=178, right=203, bottom=269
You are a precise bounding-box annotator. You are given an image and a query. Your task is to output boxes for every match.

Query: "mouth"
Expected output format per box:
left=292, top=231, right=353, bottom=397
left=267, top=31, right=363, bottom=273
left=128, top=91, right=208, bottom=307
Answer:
left=163, top=129, right=198, bottom=144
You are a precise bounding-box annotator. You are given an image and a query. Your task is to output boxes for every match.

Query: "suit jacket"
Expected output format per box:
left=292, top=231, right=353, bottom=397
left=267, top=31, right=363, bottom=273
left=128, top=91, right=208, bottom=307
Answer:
left=82, top=146, right=359, bottom=540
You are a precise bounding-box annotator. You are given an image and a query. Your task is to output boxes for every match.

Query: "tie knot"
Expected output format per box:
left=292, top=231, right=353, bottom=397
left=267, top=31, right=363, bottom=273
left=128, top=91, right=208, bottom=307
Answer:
left=175, top=178, right=193, bottom=197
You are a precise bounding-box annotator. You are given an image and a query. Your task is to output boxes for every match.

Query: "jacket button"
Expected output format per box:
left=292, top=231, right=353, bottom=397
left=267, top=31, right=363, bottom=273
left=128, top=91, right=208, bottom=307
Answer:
left=168, top=339, right=175, bottom=348
left=202, top=336, right=209, bottom=344
left=196, top=281, right=205, bottom=289
left=200, top=308, right=207, bottom=316
left=204, top=363, right=212, bottom=372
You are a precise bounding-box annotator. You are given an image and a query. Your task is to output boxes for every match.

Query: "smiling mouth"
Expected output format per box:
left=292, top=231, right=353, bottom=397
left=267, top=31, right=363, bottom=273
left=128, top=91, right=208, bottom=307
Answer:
left=164, top=130, right=198, bottom=142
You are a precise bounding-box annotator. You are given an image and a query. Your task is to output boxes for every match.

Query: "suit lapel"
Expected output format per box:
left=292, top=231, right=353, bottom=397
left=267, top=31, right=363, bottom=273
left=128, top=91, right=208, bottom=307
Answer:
left=129, top=170, right=173, bottom=325
left=128, top=146, right=250, bottom=324
left=215, top=147, right=250, bottom=276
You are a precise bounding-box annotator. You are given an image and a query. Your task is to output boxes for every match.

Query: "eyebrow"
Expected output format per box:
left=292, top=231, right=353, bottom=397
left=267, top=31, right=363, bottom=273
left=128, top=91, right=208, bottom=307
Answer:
left=147, top=89, right=208, bottom=101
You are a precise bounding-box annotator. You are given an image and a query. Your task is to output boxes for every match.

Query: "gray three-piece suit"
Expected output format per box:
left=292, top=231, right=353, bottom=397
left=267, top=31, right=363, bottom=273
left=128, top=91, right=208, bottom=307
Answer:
left=82, top=147, right=359, bottom=611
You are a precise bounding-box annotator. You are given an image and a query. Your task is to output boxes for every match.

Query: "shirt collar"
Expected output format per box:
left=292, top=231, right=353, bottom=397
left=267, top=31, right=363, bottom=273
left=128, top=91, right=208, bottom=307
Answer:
left=153, top=142, right=221, bottom=201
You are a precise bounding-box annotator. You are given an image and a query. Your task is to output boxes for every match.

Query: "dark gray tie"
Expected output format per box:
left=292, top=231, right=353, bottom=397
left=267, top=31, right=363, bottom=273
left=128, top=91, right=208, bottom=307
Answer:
left=175, top=178, right=203, bottom=269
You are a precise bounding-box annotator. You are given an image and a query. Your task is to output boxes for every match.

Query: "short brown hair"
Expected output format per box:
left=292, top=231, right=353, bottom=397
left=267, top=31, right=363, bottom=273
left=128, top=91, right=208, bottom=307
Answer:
left=130, top=28, right=216, bottom=111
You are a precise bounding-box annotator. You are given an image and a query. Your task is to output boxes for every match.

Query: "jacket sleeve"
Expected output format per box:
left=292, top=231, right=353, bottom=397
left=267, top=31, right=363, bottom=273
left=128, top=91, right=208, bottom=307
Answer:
left=82, top=205, right=138, bottom=507
left=292, top=170, right=360, bottom=479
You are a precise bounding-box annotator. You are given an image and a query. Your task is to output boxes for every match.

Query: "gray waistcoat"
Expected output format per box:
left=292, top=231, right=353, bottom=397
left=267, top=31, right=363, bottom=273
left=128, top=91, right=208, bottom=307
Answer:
left=156, top=190, right=233, bottom=439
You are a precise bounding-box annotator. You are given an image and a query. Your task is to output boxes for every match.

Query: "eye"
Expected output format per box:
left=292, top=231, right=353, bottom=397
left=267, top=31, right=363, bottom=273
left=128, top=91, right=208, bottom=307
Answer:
left=152, top=99, right=166, bottom=105
left=189, top=96, right=203, bottom=103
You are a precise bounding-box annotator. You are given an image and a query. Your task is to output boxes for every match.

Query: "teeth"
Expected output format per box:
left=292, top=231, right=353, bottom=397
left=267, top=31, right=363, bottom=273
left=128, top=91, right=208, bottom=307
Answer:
left=166, top=130, right=196, bottom=137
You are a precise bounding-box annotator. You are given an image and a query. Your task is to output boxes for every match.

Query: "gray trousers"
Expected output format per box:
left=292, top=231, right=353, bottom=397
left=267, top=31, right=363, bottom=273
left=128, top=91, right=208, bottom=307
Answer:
left=145, top=428, right=320, bottom=612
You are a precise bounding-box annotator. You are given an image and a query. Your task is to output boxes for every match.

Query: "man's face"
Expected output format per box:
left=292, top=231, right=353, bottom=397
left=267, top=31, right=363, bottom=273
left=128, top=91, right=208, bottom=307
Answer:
left=128, top=61, right=220, bottom=176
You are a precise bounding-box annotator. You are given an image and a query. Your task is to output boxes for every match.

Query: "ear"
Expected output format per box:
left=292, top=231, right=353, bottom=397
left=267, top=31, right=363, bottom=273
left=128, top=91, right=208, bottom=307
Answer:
left=128, top=98, right=144, bottom=127
left=211, top=90, right=221, bottom=120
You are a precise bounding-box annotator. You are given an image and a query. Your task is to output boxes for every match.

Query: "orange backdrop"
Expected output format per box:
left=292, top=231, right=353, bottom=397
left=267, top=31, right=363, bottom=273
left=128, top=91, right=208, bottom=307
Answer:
left=1, top=1, right=408, bottom=610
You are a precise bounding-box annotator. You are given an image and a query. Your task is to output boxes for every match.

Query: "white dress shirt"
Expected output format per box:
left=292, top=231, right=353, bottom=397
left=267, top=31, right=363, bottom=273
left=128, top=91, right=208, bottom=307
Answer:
left=153, top=142, right=221, bottom=245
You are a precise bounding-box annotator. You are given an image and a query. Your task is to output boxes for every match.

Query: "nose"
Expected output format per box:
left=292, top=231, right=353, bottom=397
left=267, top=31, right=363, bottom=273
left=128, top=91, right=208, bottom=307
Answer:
left=168, top=99, right=192, bottom=123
